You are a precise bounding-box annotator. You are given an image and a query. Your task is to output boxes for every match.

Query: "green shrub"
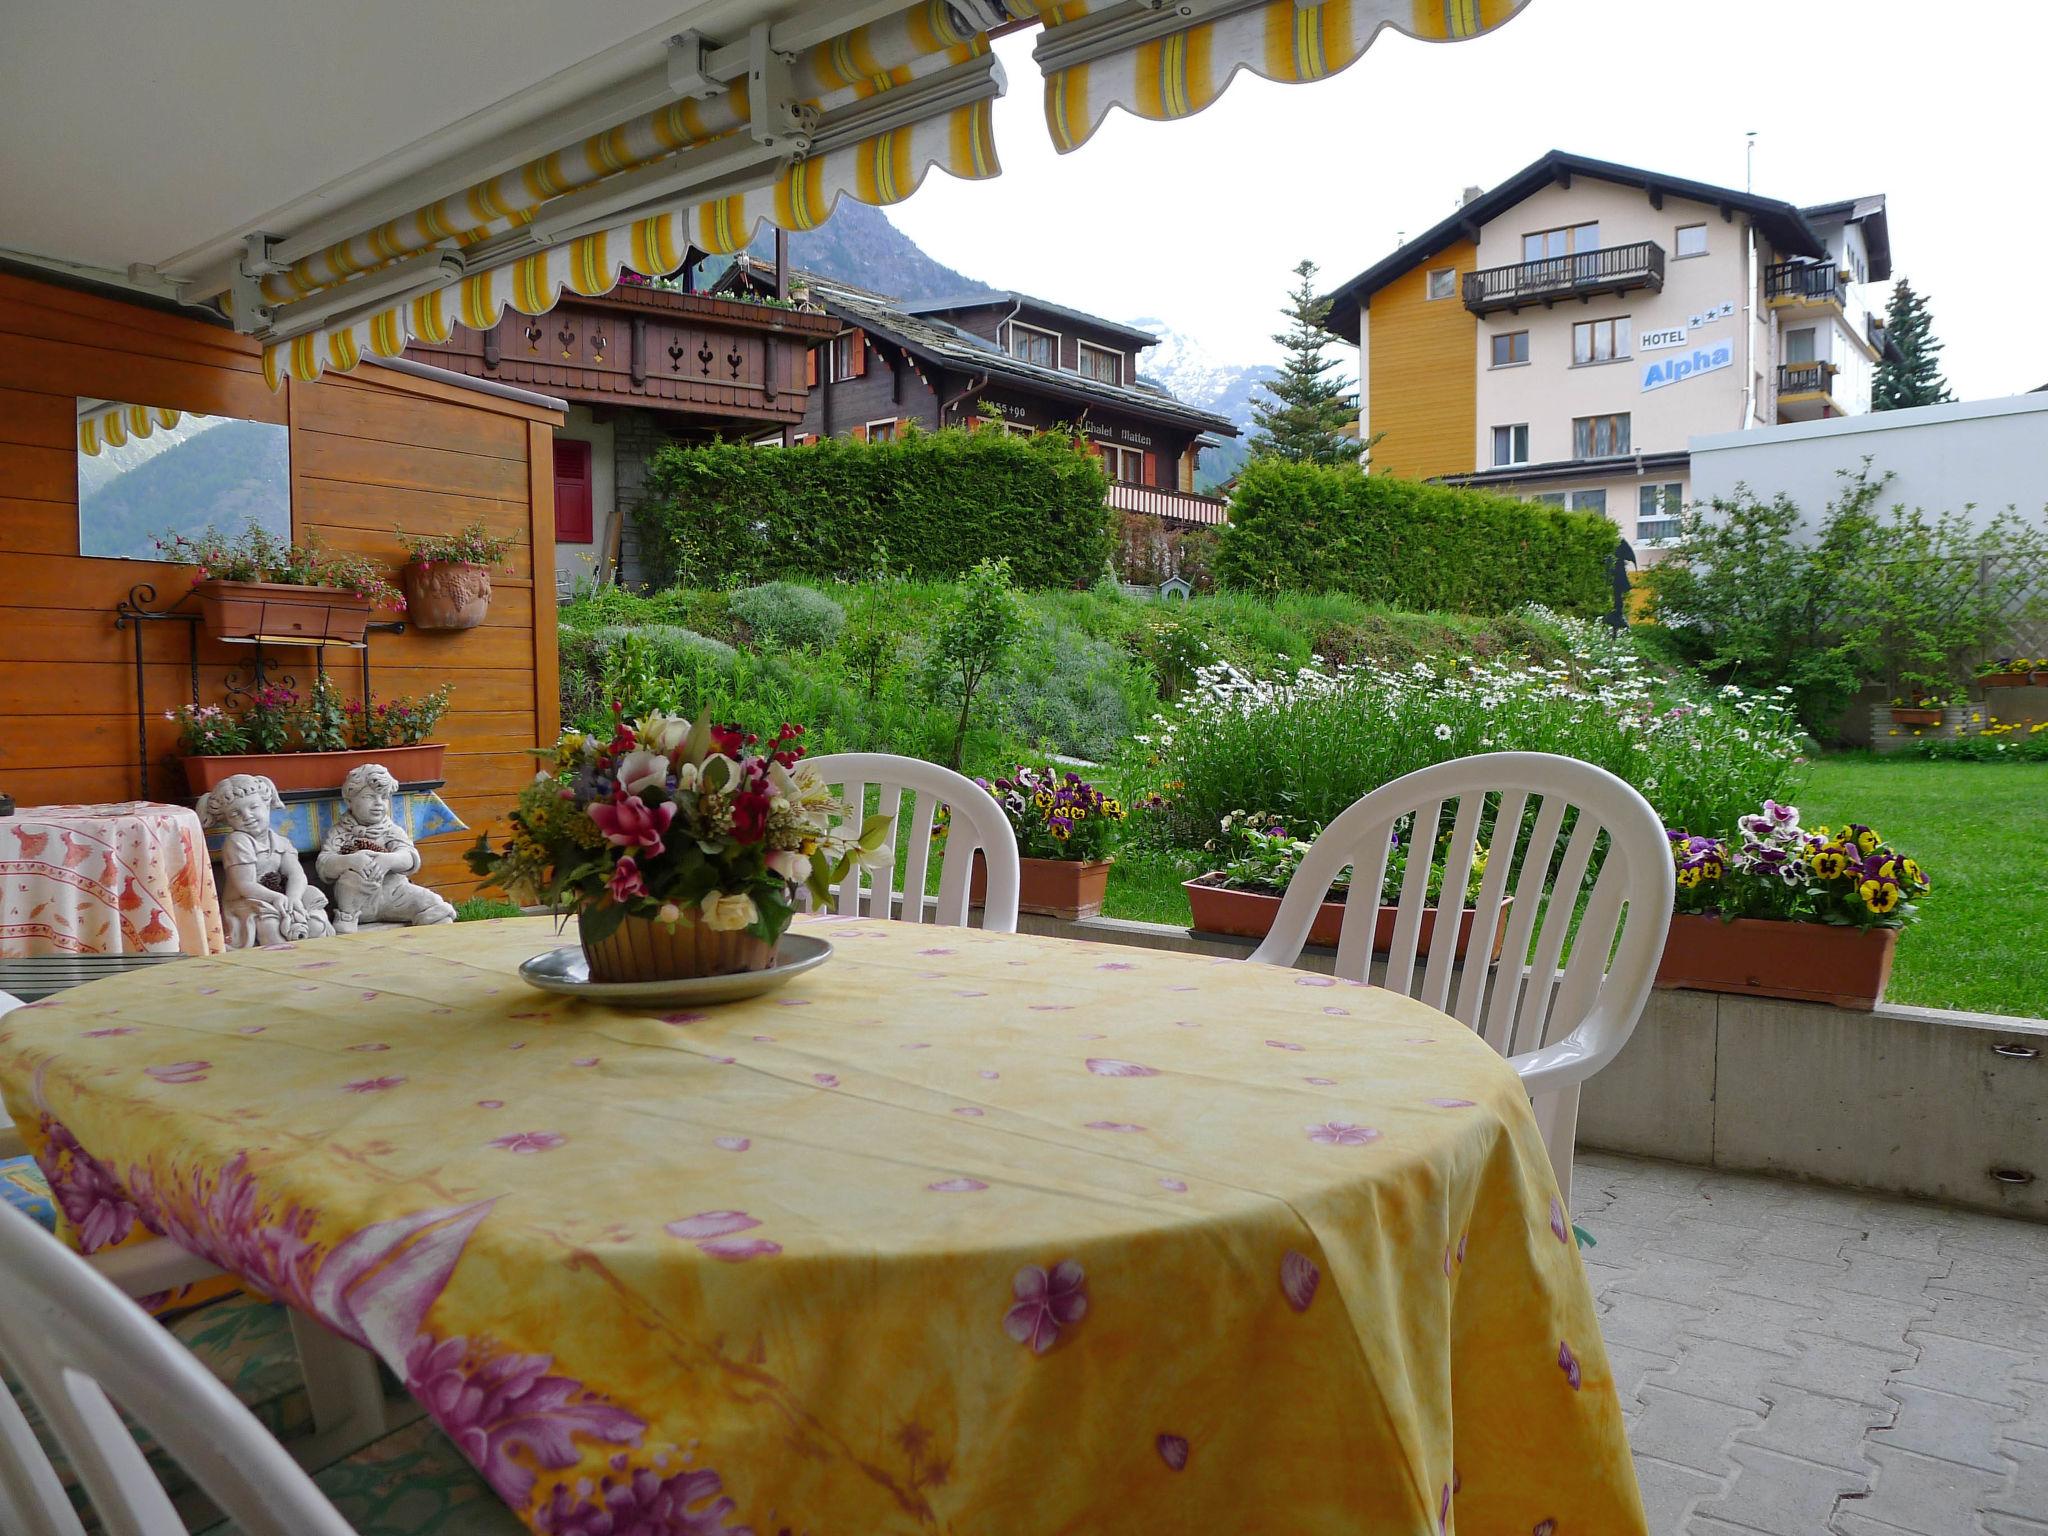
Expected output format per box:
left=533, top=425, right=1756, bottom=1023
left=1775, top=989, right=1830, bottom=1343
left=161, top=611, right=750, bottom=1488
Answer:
left=1216, top=459, right=1616, bottom=616
left=635, top=426, right=1114, bottom=590
left=727, top=581, right=844, bottom=651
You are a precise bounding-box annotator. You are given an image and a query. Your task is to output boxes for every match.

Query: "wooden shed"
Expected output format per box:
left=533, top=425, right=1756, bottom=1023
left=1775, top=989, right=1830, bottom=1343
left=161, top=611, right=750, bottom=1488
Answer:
left=0, top=268, right=564, bottom=897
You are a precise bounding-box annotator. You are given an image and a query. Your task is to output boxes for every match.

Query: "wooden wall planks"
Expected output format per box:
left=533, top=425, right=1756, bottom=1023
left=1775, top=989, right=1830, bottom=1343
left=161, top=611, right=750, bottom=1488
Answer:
left=0, top=269, right=563, bottom=899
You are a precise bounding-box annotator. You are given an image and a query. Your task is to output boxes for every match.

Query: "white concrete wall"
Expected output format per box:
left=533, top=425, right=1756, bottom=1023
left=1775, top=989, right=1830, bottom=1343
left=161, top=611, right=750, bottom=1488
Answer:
left=552, top=403, right=616, bottom=592
left=1690, top=393, right=2048, bottom=530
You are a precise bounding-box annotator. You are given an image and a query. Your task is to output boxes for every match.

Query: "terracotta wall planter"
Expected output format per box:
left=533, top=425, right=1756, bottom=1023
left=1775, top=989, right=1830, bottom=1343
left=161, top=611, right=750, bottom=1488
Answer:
left=1888, top=707, right=1945, bottom=728
left=184, top=742, right=447, bottom=795
left=1656, top=913, right=1897, bottom=1010
left=193, top=579, right=371, bottom=645
left=1977, top=673, right=2032, bottom=689
left=1184, top=876, right=1508, bottom=960
left=970, top=853, right=1111, bottom=919
left=400, top=561, right=492, bottom=631
left=580, top=909, right=773, bottom=983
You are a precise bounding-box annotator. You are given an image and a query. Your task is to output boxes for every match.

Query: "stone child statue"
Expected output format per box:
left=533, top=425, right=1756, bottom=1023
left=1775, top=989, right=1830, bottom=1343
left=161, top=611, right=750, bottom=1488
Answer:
left=196, top=773, right=334, bottom=948
left=317, top=763, right=456, bottom=931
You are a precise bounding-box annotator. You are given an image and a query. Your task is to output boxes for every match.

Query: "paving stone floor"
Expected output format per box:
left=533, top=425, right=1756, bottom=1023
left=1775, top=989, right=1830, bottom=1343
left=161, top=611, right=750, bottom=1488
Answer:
left=1576, top=1153, right=2048, bottom=1535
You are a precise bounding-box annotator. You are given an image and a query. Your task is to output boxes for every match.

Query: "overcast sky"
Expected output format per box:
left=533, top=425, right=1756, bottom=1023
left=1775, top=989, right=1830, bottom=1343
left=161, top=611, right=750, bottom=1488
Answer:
left=891, top=0, right=2044, bottom=398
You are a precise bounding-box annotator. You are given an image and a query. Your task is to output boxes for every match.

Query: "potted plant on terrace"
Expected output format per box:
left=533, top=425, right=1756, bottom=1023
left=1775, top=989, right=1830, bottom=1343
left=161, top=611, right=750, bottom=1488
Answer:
left=1185, top=811, right=1507, bottom=959
left=157, top=526, right=402, bottom=644
left=397, top=520, right=514, bottom=632
left=175, top=678, right=453, bottom=793
left=961, top=764, right=1126, bottom=919
left=1976, top=657, right=2048, bottom=688
left=1658, top=799, right=1928, bottom=1010
left=466, top=711, right=888, bottom=981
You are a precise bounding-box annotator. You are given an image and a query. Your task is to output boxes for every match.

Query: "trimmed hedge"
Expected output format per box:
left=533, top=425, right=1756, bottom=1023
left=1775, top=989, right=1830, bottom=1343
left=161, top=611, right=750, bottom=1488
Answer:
left=635, top=427, right=1114, bottom=589
left=1215, top=460, right=1618, bottom=616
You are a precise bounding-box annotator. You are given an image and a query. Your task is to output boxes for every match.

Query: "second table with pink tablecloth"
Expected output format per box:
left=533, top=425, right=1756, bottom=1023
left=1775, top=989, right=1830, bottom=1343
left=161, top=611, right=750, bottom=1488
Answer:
left=0, top=802, right=222, bottom=957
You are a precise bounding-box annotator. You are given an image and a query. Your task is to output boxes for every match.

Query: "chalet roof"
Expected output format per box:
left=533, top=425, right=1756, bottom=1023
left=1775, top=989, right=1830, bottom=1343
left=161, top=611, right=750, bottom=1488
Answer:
left=1799, top=193, right=1892, bottom=281
left=899, top=291, right=1159, bottom=348
left=1319, top=149, right=1835, bottom=343
left=804, top=277, right=1233, bottom=435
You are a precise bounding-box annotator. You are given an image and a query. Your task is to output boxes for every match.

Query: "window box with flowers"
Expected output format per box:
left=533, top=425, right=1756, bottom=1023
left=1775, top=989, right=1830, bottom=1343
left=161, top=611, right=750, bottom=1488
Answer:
left=397, top=520, right=515, bottom=632
left=157, top=527, right=403, bottom=645
left=962, top=765, right=1126, bottom=919
left=1975, top=657, right=2048, bottom=688
left=1659, top=800, right=1928, bottom=1010
left=173, top=679, right=452, bottom=793
left=1184, top=811, right=1508, bottom=959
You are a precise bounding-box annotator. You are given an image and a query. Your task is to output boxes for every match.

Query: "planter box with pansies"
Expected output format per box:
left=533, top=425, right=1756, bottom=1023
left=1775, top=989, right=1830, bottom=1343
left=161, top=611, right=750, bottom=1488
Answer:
left=1656, top=914, right=1896, bottom=1010
left=1184, top=876, right=1509, bottom=961
left=971, top=852, right=1111, bottom=920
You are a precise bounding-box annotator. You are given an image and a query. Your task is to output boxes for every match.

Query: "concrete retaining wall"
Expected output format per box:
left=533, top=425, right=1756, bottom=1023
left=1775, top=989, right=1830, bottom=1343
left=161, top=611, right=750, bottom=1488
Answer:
left=1009, top=910, right=2048, bottom=1221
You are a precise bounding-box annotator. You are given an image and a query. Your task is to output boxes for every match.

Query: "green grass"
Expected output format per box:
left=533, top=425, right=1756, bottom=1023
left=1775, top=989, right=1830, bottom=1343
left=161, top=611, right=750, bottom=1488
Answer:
left=454, top=897, right=524, bottom=922
left=1793, top=756, right=2048, bottom=1018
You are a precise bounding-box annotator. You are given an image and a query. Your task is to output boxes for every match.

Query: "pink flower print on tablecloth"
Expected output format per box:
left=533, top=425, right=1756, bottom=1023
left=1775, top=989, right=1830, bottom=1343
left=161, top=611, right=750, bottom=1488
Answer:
left=1304, top=1076, right=1337, bottom=1086
left=1266, top=1040, right=1305, bottom=1052
left=37, top=1117, right=139, bottom=1252
left=347, top=1043, right=390, bottom=1053
left=1097, top=961, right=1135, bottom=972
left=1306, top=1122, right=1379, bottom=1146
left=571, top=1056, right=599, bottom=1068
left=1085, top=1121, right=1146, bottom=1133
left=979, top=1069, right=999, bottom=1080
left=665, top=1211, right=759, bottom=1241
left=661, top=1012, right=707, bottom=1026
left=1280, top=1250, right=1320, bottom=1313
left=714, top=1136, right=749, bottom=1152
left=1003, top=1259, right=1087, bottom=1354
left=928, top=1177, right=987, bottom=1193
left=489, top=1132, right=565, bottom=1154
left=82, top=1026, right=137, bottom=1038
left=477, top=1100, right=505, bottom=1110
left=233, top=1025, right=265, bottom=1035
left=697, top=1237, right=781, bottom=1261
left=145, top=1060, right=210, bottom=1085
left=1294, top=975, right=1336, bottom=987
left=1156, top=1433, right=1189, bottom=1471
left=1550, top=1196, right=1570, bottom=1244
left=1157, top=1177, right=1187, bottom=1193
left=1085, top=1058, right=1158, bottom=1077
left=344, top=1076, right=406, bottom=1093
left=1428, top=1098, right=1476, bottom=1109
left=812, top=1073, right=839, bottom=1088
left=952, top=1106, right=985, bottom=1118
left=1557, top=1340, right=1581, bottom=1390
left=535, top=1460, right=749, bottom=1536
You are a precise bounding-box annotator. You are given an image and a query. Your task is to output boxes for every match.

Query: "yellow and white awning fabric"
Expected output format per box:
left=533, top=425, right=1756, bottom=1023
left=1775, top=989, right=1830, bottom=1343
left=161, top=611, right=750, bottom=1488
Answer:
left=260, top=1, right=998, bottom=386
left=78, top=401, right=181, bottom=456
left=1035, top=0, right=1529, bottom=153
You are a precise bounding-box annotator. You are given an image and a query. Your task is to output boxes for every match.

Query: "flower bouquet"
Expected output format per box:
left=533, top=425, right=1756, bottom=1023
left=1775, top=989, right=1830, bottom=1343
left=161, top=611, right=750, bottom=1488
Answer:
left=466, top=711, right=889, bottom=981
left=1659, top=799, right=1928, bottom=1008
left=953, top=765, right=1125, bottom=918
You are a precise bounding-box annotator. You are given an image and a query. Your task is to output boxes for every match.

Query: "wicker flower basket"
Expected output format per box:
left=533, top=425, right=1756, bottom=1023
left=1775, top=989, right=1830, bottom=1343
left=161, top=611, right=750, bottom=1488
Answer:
left=578, top=909, right=775, bottom=983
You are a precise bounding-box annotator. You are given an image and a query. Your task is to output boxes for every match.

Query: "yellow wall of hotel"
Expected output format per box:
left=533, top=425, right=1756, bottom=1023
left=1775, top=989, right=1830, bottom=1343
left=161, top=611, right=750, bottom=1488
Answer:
left=1366, top=239, right=1478, bottom=482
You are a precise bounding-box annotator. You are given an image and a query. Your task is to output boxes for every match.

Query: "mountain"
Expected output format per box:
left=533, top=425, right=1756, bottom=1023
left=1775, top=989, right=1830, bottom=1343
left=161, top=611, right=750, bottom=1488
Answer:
left=1131, top=318, right=1276, bottom=490
left=742, top=199, right=995, bottom=303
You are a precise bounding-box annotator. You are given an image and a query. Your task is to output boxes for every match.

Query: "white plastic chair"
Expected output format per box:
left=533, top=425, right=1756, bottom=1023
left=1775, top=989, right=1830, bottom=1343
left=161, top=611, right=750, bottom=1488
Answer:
left=1248, top=752, right=1673, bottom=1205
left=0, top=1202, right=358, bottom=1536
left=804, top=754, right=1020, bottom=932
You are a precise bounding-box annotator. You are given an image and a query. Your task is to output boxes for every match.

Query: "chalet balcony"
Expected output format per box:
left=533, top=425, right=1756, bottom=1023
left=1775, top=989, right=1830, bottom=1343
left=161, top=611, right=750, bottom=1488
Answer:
left=1461, top=241, right=1665, bottom=314
left=1776, top=359, right=1841, bottom=420
left=1107, top=478, right=1229, bottom=527
left=1765, top=260, right=1848, bottom=310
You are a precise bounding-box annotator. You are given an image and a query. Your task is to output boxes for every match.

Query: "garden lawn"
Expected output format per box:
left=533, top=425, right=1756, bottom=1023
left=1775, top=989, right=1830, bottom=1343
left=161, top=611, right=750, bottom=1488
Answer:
left=1794, top=756, right=2048, bottom=1019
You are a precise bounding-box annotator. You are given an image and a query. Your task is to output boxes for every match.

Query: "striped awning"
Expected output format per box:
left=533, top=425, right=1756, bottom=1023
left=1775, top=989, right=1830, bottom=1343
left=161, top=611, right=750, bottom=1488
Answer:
left=1035, top=0, right=1529, bottom=154
left=77, top=400, right=182, bottom=456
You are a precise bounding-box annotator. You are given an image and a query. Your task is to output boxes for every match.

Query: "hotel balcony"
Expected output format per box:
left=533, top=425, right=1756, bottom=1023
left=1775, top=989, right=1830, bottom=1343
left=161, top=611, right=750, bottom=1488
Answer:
left=1106, top=478, right=1229, bottom=527
left=1461, top=241, right=1665, bottom=315
left=1765, top=260, right=1848, bottom=313
left=1776, top=359, right=1841, bottom=420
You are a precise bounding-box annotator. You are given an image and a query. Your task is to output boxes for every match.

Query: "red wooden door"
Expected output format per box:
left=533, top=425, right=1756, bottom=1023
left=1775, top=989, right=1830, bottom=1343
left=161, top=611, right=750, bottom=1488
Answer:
left=553, top=439, right=593, bottom=544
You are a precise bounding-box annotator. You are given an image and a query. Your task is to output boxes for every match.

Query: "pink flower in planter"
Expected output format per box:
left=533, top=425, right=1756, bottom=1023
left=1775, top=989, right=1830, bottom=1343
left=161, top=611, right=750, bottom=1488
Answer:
left=488, top=1131, right=565, bottom=1154
left=1305, top=1122, right=1379, bottom=1146
left=1003, top=1259, right=1087, bottom=1354
left=145, top=1060, right=210, bottom=1085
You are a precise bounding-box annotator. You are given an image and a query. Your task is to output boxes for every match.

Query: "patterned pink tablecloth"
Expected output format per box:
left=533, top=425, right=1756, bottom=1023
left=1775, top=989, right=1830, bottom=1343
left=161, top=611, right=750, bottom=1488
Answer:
left=0, top=803, right=224, bottom=957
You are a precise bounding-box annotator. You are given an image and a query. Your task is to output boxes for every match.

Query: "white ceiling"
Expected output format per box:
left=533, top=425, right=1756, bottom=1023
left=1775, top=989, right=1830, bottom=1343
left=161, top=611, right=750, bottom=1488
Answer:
left=0, top=0, right=784, bottom=285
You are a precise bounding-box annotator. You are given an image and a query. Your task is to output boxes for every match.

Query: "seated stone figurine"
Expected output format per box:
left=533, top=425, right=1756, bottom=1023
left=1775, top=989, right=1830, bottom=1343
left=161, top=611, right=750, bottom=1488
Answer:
left=196, top=773, right=334, bottom=948
left=317, top=763, right=456, bottom=932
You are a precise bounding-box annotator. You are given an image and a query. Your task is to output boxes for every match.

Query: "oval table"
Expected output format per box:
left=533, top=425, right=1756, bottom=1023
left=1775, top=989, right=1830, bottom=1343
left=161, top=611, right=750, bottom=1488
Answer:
left=0, top=801, right=223, bottom=958
left=0, top=916, right=1645, bottom=1535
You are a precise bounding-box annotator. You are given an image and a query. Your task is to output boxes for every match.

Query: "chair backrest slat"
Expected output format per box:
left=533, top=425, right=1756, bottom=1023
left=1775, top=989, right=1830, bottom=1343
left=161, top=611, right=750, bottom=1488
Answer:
left=1450, top=788, right=1526, bottom=1028
left=0, top=1205, right=358, bottom=1536
left=1381, top=796, right=1442, bottom=1000
left=1508, top=809, right=1603, bottom=1058
left=1331, top=816, right=1394, bottom=983
left=1478, top=791, right=1568, bottom=1058
left=1416, top=793, right=1485, bottom=1016
left=805, top=754, right=1020, bottom=932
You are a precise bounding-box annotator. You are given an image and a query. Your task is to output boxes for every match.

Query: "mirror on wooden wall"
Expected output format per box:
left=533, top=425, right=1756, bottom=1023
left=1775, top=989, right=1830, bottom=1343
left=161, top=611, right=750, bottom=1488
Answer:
left=76, top=399, right=289, bottom=560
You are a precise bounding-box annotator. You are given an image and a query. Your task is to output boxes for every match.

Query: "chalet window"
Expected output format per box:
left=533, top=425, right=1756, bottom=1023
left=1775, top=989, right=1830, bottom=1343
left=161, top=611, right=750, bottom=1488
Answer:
left=1637, top=482, right=1684, bottom=543
left=828, top=330, right=866, bottom=382
left=1572, top=413, right=1630, bottom=458
left=1491, top=331, right=1529, bottom=367
left=1530, top=491, right=1568, bottom=507
left=1572, top=316, right=1632, bottom=364
left=1491, top=424, right=1529, bottom=467
left=1077, top=341, right=1123, bottom=385
left=1522, top=223, right=1600, bottom=262
left=1784, top=326, right=1817, bottom=364
left=1675, top=223, right=1708, bottom=258
left=1007, top=321, right=1059, bottom=368
left=1426, top=267, right=1457, bottom=301
left=1099, top=443, right=1146, bottom=482
left=553, top=439, right=593, bottom=545
left=1568, top=488, right=1608, bottom=515
left=866, top=418, right=901, bottom=441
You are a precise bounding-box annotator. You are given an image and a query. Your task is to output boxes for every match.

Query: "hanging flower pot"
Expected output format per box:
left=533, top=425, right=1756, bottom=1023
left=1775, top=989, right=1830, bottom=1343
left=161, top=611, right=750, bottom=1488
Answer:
left=399, top=561, right=492, bottom=631
left=193, top=579, right=372, bottom=644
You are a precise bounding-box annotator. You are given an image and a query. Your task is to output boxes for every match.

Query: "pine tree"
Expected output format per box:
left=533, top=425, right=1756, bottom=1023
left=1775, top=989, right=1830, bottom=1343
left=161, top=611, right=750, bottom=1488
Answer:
left=1872, top=279, right=1953, bottom=411
left=1249, top=259, right=1357, bottom=465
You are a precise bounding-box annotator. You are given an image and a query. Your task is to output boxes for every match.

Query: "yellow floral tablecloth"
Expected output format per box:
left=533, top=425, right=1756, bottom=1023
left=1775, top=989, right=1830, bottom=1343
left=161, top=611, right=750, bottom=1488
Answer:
left=0, top=916, right=1644, bottom=1535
